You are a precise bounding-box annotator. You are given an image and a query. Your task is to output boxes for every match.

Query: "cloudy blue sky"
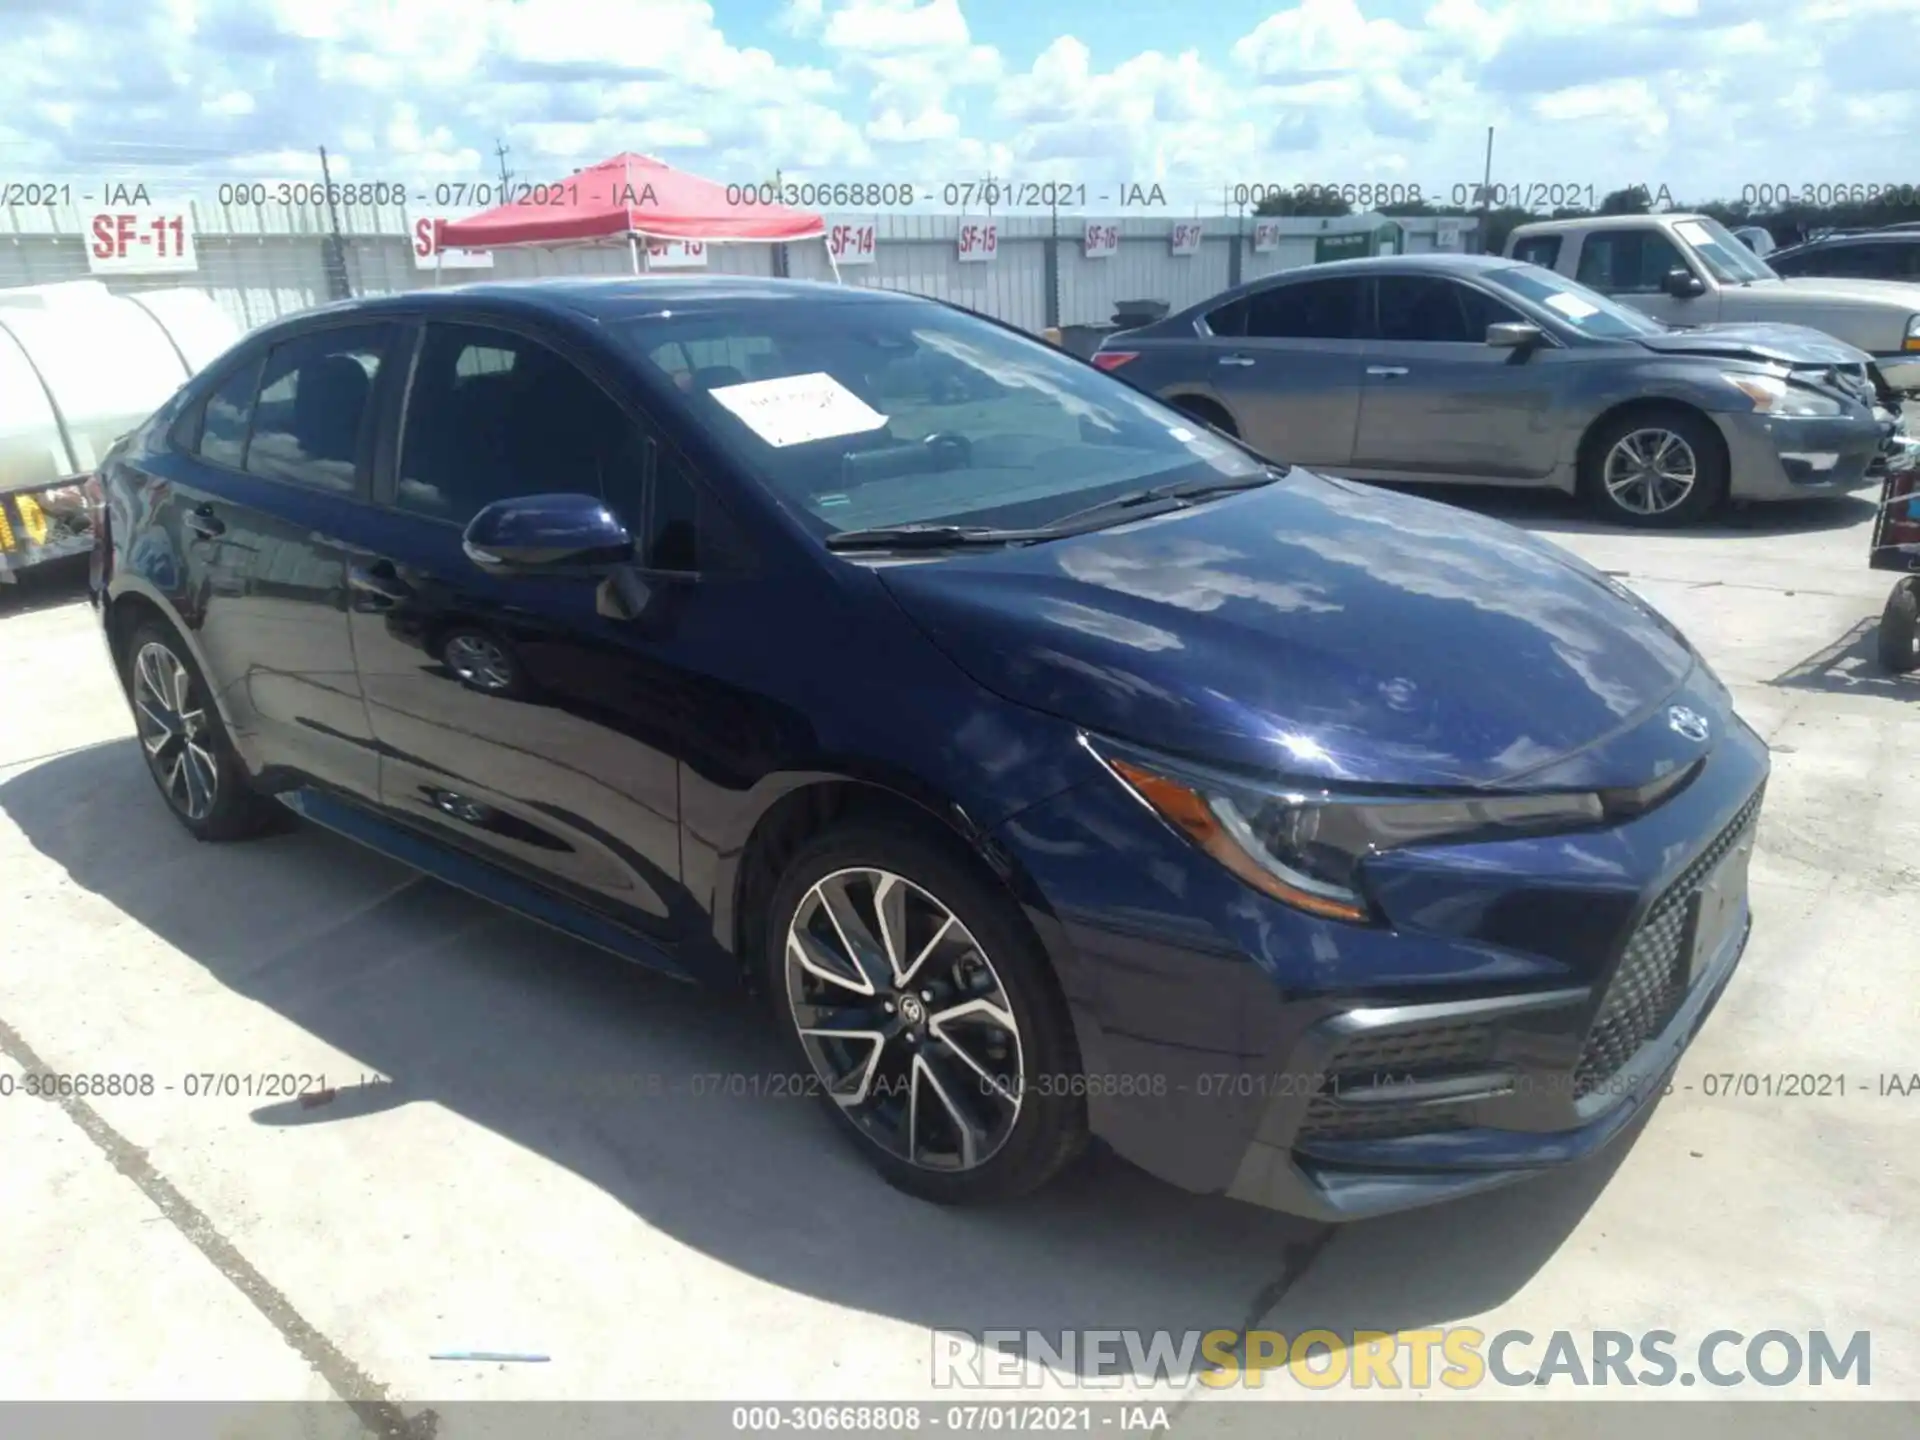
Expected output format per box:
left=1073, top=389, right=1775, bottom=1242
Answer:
left=2, top=0, right=1914, bottom=211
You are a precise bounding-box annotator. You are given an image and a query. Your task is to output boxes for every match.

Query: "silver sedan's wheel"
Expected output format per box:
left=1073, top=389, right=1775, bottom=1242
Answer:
left=1603, top=428, right=1698, bottom=517
left=785, top=866, right=1025, bottom=1173
left=443, top=632, right=516, bottom=693
left=132, top=640, right=219, bottom=821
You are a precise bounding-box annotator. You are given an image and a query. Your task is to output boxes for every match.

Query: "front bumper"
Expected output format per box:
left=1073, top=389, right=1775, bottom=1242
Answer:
left=1717, top=408, right=1892, bottom=500
left=994, top=673, right=1770, bottom=1222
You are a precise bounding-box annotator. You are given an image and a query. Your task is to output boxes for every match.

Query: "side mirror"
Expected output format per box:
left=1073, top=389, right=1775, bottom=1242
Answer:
left=463, top=493, right=632, bottom=577
left=1486, top=322, right=1545, bottom=350
left=1662, top=267, right=1707, bottom=299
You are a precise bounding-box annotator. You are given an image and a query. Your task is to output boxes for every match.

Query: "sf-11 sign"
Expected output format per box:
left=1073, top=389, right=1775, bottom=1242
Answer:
left=828, top=221, right=878, bottom=266
left=87, top=208, right=197, bottom=274
left=1084, top=222, right=1119, bottom=259
left=1252, top=221, right=1283, bottom=253
left=957, top=221, right=998, bottom=263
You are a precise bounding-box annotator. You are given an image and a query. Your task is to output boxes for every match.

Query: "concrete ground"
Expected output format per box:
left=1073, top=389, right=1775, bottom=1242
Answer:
left=0, top=486, right=1915, bottom=1431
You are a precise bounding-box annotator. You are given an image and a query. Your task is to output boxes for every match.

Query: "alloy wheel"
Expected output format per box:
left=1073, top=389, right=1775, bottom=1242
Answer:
left=784, top=867, right=1025, bottom=1172
left=132, top=641, right=219, bottom=821
left=1603, top=428, right=1698, bottom=516
left=444, top=633, right=514, bottom=692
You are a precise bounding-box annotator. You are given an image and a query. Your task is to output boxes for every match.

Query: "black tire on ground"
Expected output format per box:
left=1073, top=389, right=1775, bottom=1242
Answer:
left=1878, top=578, right=1920, bottom=674
left=1578, top=406, right=1728, bottom=528
left=765, top=822, right=1089, bottom=1206
left=1169, top=395, right=1238, bottom=437
left=122, top=621, right=283, bottom=841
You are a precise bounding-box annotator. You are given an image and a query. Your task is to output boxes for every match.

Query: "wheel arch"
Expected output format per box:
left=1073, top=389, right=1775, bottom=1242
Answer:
left=103, top=582, right=222, bottom=715
left=1576, top=396, right=1729, bottom=487
left=1159, top=389, right=1239, bottom=436
left=718, top=772, right=1066, bottom=1001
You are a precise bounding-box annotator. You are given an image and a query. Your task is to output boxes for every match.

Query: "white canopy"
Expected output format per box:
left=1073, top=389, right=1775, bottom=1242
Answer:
left=0, top=281, right=240, bottom=491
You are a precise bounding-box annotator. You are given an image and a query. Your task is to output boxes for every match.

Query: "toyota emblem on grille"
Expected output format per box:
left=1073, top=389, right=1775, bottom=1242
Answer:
left=1668, top=705, right=1710, bottom=743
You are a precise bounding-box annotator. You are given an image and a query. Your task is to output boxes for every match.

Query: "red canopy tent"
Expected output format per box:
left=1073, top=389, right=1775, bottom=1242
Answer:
left=435, top=152, right=832, bottom=276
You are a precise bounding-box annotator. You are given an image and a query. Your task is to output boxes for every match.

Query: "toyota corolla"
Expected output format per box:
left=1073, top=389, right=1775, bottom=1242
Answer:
left=90, top=277, right=1768, bottom=1219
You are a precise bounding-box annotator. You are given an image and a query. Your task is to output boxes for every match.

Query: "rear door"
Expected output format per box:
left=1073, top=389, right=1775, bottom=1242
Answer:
left=1198, top=274, right=1368, bottom=467
left=348, top=318, right=690, bottom=943
left=143, top=320, right=399, bottom=803
left=1350, top=274, right=1567, bottom=482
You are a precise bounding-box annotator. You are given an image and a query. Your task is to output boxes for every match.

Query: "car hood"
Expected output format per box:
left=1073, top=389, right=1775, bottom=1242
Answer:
left=879, top=473, right=1699, bottom=789
left=1634, top=321, right=1873, bottom=367
left=1772, top=275, right=1920, bottom=307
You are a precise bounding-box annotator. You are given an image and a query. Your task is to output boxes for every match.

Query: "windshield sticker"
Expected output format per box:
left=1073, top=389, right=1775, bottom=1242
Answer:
left=709, top=372, right=889, bottom=448
left=1674, top=220, right=1714, bottom=246
left=1543, top=292, right=1599, bottom=320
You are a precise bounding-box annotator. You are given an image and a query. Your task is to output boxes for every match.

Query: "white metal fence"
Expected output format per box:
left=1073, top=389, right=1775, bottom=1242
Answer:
left=0, top=201, right=1479, bottom=337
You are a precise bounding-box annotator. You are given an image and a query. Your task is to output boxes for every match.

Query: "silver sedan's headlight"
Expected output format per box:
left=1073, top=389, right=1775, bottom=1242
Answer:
left=1726, top=373, right=1843, bottom=417
left=1905, top=313, right=1920, bottom=350
left=1091, top=740, right=1605, bottom=924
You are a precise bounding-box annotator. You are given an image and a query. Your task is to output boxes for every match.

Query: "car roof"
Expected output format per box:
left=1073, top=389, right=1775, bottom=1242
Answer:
left=255, top=275, right=931, bottom=333
left=1243, top=252, right=1521, bottom=281
left=1509, top=213, right=1706, bottom=236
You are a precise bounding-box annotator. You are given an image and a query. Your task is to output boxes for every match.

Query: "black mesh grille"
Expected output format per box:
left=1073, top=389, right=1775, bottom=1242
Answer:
left=1295, top=1018, right=1498, bottom=1143
left=1573, top=787, right=1763, bottom=1098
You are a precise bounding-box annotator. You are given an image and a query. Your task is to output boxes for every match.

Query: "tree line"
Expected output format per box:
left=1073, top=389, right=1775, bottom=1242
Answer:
left=1253, top=185, right=1920, bottom=255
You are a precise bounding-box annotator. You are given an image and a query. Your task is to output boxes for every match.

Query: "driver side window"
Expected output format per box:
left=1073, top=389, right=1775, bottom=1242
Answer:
left=1576, top=230, right=1689, bottom=295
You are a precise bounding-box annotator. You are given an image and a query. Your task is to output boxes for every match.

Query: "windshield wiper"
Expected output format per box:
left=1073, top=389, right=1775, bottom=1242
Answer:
left=1048, top=467, right=1286, bottom=530
left=824, top=523, right=1052, bottom=552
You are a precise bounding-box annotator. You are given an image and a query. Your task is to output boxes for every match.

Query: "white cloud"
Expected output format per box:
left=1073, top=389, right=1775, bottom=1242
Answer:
left=0, top=0, right=1912, bottom=209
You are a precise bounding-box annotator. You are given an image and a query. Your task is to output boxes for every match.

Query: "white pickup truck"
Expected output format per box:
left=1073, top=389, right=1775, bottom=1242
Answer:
left=1505, top=213, right=1920, bottom=399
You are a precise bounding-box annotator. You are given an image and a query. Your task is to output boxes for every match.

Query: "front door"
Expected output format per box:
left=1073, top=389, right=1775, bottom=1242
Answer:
left=1350, top=274, right=1565, bottom=482
left=1573, top=227, right=1721, bottom=328
left=347, top=320, right=696, bottom=943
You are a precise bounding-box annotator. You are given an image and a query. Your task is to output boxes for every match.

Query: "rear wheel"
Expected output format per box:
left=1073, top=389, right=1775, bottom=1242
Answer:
left=1878, top=578, right=1920, bottom=674
left=124, top=622, right=282, bottom=841
left=767, top=823, right=1088, bottom=1205
left=1580, top=408, right=1727, bottom=527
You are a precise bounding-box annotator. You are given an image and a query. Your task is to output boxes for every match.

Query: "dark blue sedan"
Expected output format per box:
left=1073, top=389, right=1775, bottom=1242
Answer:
left=89, top=277, right=1768, bottom=1220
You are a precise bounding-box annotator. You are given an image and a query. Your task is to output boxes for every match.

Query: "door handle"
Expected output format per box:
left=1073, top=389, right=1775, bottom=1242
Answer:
left=184, top=504, right=224, bottom=538
left=348, top=560, right=413, bottom=604
left=1366, top=366, right=1410, bottom=378
left=1218, top=354, right=1257, bottom=367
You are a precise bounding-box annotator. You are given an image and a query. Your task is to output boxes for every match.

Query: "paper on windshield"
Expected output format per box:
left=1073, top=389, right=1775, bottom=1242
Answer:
left=708, top=372, right=889, bottom=448
left=1673, top=220, right=1714, bottom=247
left=1542, top=292, right=1599, bottom=320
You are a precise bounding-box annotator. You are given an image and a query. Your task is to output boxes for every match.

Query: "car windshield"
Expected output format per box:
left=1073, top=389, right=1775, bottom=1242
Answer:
left=1481, top=265, right=1671, bottom=338
left=1671, top=216, right=1779, bottom=284
left=620, top=301, right=1263, bottom=538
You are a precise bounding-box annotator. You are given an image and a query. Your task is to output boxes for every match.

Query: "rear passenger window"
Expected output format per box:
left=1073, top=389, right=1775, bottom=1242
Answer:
left=1510, top=236, right=1562, bottom=270
left=186, top=354, right=263, bottom=468
left=1245, top=278, right=1364, bottom=340
left=245, top=325, right=393, bottom=493
left=399, top=323, right=644, bottom=526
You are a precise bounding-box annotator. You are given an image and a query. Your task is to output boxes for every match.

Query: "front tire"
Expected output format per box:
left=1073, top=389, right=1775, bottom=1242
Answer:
left=766, top=823, right=1088, bottom=1205
left=1878, top=578, right=1920, bottom=674
left=124, top=622, right=282, bottom=841
left=1580, top=408, right=1727, bottom=527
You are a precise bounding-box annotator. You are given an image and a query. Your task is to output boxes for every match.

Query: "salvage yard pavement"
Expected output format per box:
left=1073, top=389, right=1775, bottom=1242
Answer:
left=0, top=487, right=1916, bottom=1426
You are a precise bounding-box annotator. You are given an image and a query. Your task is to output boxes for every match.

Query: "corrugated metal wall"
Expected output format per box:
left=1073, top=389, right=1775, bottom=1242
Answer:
left=1, top=201, right=1477, bottom=335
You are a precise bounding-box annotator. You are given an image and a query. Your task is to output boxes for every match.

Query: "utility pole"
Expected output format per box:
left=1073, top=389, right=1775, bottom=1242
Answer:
left=1476, top=126, right=1495, bottom=253
left=495, top=139, right=513, bottom=191
left=316, top=145, right=352, bottom=300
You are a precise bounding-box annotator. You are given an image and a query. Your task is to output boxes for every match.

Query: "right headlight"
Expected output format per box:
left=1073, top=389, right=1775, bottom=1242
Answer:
left=1726, top=373, right=1843, bottom=416
left=1093, top=741, right=1607, bottom=924
left=1903, top=313, right=1920, bottom=350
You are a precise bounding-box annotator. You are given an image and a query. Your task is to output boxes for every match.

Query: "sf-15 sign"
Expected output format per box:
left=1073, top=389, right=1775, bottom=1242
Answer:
left=87, top=208, right=198, bottom=275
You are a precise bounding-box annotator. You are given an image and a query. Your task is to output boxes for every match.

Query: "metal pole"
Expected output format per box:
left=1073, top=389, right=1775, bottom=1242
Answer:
left=1477, top=125, right=1495, bottom=252
left=629, top=233, right=641, bottom=274
left=316, top=145, right=352, bottom=299
left=825, top=234, right=842, bottom=284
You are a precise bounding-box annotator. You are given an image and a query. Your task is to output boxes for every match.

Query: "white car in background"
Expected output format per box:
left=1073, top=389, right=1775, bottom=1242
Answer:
left=1506, top=213, right=1920, bottom=398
